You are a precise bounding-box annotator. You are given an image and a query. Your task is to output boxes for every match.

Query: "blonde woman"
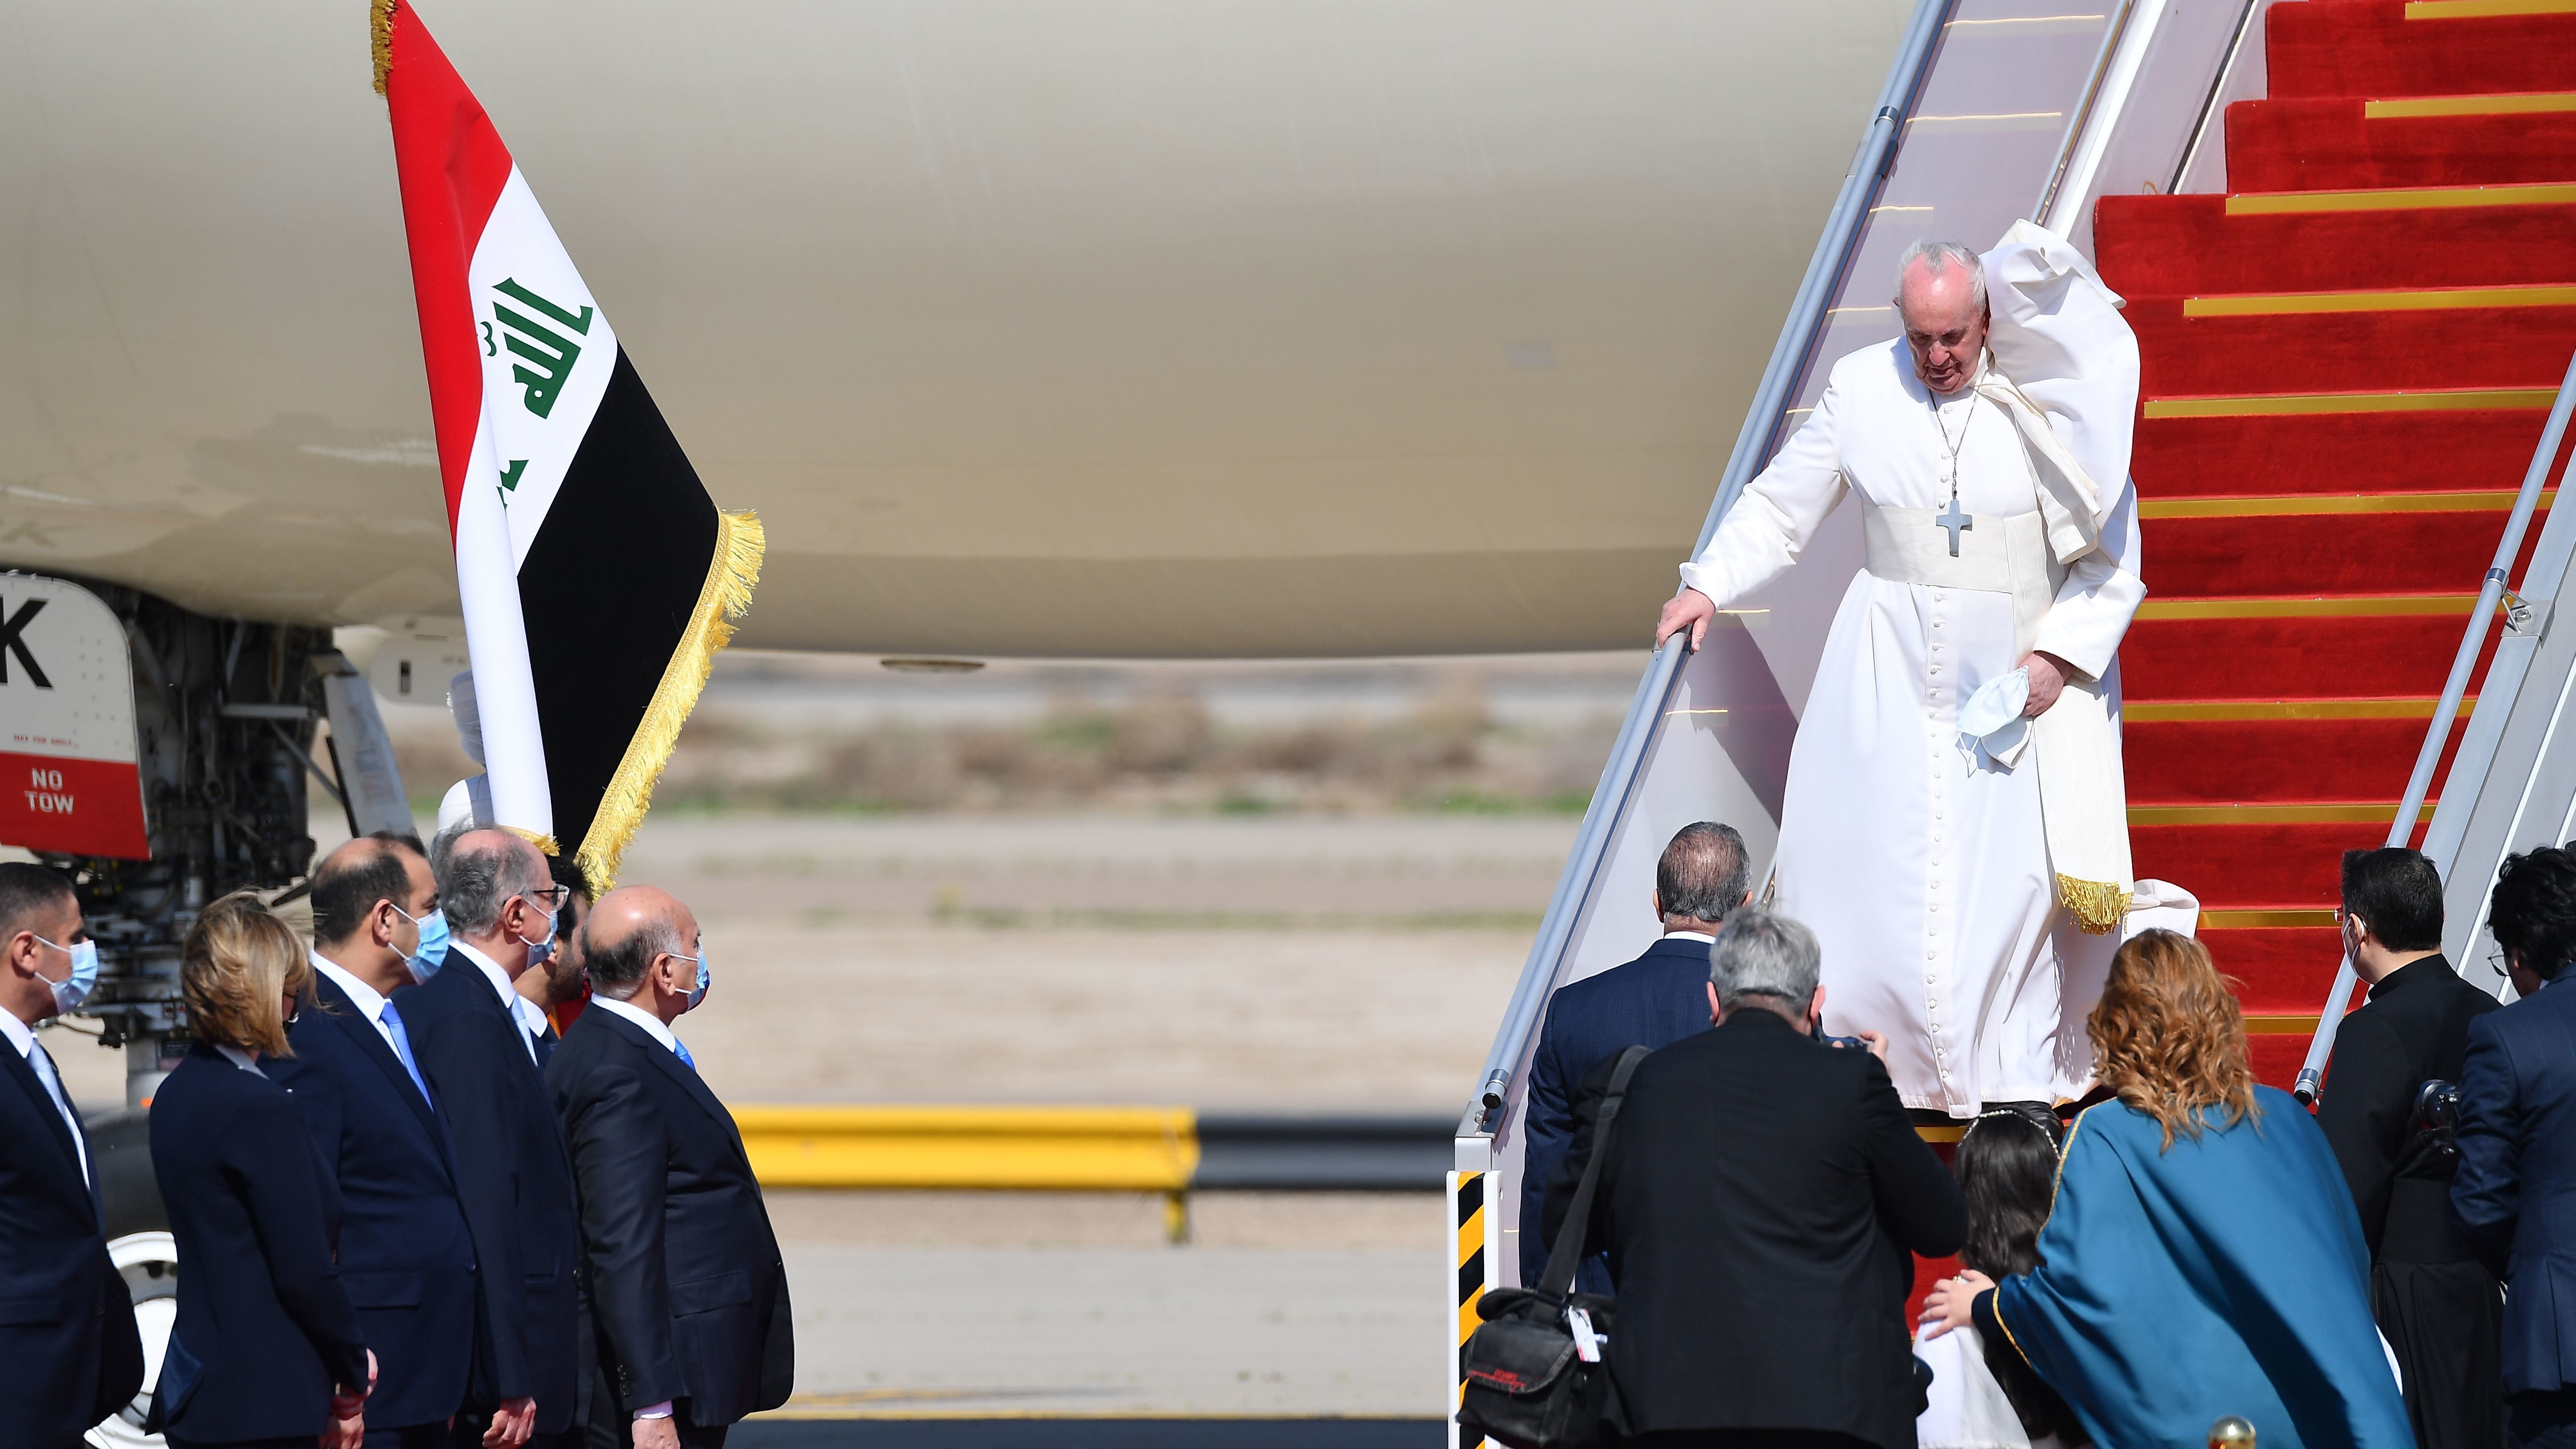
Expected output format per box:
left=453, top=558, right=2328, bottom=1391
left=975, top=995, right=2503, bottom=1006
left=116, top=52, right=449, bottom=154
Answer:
left=1921, top=929, right=2409, bottom=1449
left=146, top=893, right=373, bottom=1449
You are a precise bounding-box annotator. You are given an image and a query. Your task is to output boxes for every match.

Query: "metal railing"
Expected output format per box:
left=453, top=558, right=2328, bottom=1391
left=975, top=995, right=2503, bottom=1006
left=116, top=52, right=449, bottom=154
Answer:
left=2293, top=345, right=2576, bottom=1103
left=1458, top=0, right=1960, bottom=1143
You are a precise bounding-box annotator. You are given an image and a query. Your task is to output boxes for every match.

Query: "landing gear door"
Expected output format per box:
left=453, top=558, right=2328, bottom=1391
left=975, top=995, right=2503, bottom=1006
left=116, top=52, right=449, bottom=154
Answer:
left=0, top=573, right=148, bottom=860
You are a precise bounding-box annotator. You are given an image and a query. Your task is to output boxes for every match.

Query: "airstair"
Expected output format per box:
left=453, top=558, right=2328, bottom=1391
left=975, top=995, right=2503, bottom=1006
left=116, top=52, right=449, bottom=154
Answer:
left=1452, top=0, right=2576, bottom=1430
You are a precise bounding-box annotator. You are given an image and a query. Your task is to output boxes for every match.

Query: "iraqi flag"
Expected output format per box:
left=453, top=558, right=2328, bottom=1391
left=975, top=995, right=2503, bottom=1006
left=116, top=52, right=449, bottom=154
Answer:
left=376, top=0, right=760, bottom=886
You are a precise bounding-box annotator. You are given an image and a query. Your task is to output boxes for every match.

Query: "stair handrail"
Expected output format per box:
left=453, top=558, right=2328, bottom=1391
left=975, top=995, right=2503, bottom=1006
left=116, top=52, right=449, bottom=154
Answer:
left=2292, top=345, right=2576, bottom=1106
left=2032, top=0, right=2147, bottom=227
left=1460, top=0, right=1959, bottom=1140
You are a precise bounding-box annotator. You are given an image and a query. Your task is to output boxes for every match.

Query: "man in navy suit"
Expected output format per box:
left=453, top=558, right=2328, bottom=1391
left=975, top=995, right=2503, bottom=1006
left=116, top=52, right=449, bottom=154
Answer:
left=269, top=834, right=480, bottom=1449
left=398, top=829, right=583, bottom=1449
left=0, top=862, right=143, bottom=1449
left=547, top=887, right=792, bottom=1449
left=2455, top=845, right=2576, bottom=1449
left=1519, top=822, right=1755, bottom=1292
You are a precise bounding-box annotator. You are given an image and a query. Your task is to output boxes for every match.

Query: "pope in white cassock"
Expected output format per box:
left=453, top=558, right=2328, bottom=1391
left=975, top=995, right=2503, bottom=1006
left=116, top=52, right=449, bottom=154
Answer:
left=1659, top=223, right=2192, bottom=1119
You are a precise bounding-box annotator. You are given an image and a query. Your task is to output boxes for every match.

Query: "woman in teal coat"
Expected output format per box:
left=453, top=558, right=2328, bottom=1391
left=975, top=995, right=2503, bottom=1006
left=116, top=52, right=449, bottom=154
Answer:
left=1922, top=929, right=2412, bottom=1449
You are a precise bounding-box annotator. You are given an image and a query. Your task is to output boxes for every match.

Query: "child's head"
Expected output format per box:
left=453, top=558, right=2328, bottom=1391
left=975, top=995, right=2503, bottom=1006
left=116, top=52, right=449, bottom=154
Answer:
left=1956, top=1106, right=2063, bottom=1279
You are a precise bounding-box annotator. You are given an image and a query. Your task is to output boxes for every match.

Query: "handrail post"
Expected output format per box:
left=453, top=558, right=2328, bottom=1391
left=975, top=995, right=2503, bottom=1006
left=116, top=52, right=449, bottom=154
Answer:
left=2293, top=346, right=2576, bottom=1105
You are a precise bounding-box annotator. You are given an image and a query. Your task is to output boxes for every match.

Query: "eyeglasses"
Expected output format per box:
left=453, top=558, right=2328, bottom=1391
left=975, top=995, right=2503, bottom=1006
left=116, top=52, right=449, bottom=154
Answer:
left=522, top=885, right=572, bottom=912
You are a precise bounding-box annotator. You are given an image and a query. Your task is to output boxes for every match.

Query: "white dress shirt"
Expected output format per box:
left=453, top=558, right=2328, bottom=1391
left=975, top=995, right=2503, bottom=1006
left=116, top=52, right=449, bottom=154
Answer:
left=1663, top=930, right=1716, bottom=945
left=0, top=1008, right=89, bottom=1185
left=448, top=941, right=544, bottom=1064
left=311, top=951, right=404, bottom=1057
left=584, top=993, right=680, bottom=1054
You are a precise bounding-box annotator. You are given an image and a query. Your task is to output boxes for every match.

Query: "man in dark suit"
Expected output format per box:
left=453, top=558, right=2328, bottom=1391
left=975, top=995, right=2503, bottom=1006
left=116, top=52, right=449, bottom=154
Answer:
left=397, top=829, right=583, bottom=1449
left=269, top=833, right=481, bottom=1449
left=0, top=863, right=143, bottom=1449
left=1546, top=908, right=1964, bottom=1449
left=1520, top=821, right=1752, bottom=1291
left=2456, top=845, right=2576, bottom=1449
left=2316, top=846, right=2501, bottom=1449
left=548, top=886, right=790, bottom=1449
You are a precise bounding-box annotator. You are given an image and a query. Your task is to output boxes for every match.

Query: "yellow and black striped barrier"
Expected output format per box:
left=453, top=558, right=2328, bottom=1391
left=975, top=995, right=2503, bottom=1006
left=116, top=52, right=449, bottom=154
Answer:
left=1451, top=1168, right=1487, bottom=1449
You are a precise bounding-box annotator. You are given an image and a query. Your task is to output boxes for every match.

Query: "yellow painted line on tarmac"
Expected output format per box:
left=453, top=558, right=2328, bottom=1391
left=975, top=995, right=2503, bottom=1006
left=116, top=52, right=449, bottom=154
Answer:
left=2202, top=908, right=2341, bottom=929
left=2135, top=593, right=2480, bottom=619
left=2183, top=283, right=2576, bottom=315
left=2128, top=801, right=2435, bottom=825
left=2124, top=696, right=2472, bottom=722
left=2139, top=488, right=2550, bottom=516
left=2145, top=386, right=2560, bottom=417
left=2406, top=0, right=2576, bottom=16
left=2367, top=91, right=2576, bottom=119
left=2227, top=181, right=2576, bottom=214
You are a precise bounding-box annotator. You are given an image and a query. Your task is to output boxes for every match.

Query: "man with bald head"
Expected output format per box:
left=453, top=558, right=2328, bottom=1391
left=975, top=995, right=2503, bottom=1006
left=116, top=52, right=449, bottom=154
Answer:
left=1650, top=228, right=2147, bottom=1120
left=395, top=826, right=584, bottom=1449
left=547, top=887, right=792, bottom=1448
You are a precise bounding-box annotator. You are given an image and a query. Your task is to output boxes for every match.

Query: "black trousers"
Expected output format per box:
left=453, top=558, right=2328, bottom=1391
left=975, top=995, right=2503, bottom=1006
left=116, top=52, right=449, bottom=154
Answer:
left=1621, top=1435, right=1874, bottom=1449
left=365, top=1424, right=451, bottom=1449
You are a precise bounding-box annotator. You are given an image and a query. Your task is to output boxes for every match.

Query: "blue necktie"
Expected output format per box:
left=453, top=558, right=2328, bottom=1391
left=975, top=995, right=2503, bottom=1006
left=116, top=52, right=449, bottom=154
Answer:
left=378, top=1000, right=435, bottom=1105
left=674, top=1039, right=696, bottom=1072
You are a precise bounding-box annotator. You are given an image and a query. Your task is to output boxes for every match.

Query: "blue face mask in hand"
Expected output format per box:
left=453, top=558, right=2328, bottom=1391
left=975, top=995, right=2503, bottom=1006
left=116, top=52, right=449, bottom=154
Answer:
left=390, top=904, right=451, bottom=984
left=32, top=936, right=98, bottom=1014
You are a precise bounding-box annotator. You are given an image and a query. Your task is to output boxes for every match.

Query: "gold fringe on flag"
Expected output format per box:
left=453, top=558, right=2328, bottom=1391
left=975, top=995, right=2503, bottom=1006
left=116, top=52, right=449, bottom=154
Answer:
left=370, top=0, right=397, bottom=97
left=2057, top=873, right=2129, bottom=936
left=574, top=509, right=765, bottom=891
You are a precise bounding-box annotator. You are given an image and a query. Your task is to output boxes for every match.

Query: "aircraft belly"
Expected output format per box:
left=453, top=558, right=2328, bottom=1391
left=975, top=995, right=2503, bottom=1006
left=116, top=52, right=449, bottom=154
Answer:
left=0, top=0, right=1908, bottom=656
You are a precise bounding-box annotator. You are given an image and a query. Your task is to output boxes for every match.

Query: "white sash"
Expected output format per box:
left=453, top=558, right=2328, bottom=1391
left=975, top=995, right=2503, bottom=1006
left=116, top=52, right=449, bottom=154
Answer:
left=1861, top=501, right=2135, bottom=934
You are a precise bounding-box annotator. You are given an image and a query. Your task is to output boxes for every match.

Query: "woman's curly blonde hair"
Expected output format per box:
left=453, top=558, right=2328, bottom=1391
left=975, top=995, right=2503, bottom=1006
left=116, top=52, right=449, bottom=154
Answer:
left=2087, top=928, right=2258, bottom=1150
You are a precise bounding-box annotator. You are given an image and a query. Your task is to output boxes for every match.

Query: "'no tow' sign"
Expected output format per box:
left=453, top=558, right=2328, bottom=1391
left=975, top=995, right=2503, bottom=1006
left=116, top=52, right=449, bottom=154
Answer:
left=0, top=575, right=147, bottom=859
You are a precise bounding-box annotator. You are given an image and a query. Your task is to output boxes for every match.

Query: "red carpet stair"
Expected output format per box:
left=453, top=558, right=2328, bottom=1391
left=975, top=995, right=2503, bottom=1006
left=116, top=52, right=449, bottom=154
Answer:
left=2094, top=0, right=2576, bottom=1085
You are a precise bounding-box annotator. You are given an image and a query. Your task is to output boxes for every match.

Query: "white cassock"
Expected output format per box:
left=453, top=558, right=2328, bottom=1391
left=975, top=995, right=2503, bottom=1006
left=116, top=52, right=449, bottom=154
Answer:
left=1681, top=316, right=2157, bottom=1114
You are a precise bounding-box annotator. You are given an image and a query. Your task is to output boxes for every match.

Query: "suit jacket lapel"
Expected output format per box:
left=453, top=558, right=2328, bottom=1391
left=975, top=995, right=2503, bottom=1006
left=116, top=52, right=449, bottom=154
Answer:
left=595, top=1008, right=750, bottom=1158
left=315, top=973, right=453, bottom=1169
left=0, top=1039, right=86, bottom=1195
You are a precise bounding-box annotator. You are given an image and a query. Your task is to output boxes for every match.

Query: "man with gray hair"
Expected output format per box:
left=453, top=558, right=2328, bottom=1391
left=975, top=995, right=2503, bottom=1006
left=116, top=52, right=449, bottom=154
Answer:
left=1543, top=907, right=1964, bottom=1447
left=1650, top=222, right=2149, bottom=1121
left=1519, top=821, right=1755, bottom=1290
left=394, top=827, right=584, bottom=1449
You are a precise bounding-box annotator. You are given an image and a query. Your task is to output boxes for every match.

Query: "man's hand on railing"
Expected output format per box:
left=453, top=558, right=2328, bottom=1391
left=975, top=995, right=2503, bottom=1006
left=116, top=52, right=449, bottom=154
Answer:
left=1658, top=588, right=1715, bottom=652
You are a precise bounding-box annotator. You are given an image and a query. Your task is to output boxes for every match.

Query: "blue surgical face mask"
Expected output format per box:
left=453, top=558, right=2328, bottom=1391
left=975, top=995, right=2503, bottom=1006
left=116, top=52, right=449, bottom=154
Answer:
left=32, top=936, right=97, bottom=1014
left=681, top=942, right=710, bottom=1011
left=516, top=900, right=560, bottom=969
left=390, top=904, right=451, bottom=984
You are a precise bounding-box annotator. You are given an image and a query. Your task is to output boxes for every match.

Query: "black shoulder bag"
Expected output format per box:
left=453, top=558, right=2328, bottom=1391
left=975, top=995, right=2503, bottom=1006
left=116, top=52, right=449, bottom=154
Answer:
left=1457, top=1044, right=1650, bottom=1449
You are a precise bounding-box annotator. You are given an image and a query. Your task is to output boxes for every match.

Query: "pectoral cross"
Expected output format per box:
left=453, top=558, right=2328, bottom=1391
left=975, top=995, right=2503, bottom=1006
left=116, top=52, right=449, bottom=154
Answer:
left=1936, top=496, right=1973, bottom=557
